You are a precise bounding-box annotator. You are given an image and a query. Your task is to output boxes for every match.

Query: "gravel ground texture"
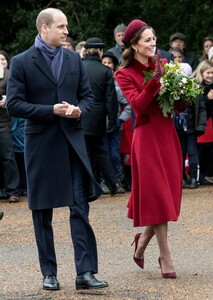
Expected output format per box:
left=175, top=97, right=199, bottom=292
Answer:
left=0, top=185, right=213, bottom=300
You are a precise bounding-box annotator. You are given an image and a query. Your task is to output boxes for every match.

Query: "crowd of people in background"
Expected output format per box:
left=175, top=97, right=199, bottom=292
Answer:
left=0, top=8, right=213, bottom=294
left=0, top=19, right=213, bottom=215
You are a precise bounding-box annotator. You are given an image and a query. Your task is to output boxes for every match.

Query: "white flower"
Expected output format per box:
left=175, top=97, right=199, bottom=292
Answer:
left=157, top=61, right=203, bottom=117
left=181, top=77, right=188, bottom=84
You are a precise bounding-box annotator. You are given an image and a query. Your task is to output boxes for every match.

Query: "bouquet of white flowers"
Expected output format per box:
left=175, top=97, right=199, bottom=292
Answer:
left=144, top=61, right=203, bottom=117
left=158, top=62, right=203, bottom=117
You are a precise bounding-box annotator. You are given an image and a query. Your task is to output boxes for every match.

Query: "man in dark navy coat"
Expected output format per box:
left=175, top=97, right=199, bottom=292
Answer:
left=159, top=49, right=174, bottom=62
left=6, top=7, right=108, bottom=291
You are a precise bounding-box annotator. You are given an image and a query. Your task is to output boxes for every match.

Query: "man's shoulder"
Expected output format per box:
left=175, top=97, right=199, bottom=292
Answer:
left=63, top=48, right=79, bottom=58
left=160, top=49, right=174, bottom=61
left=107, top=47, right=118, bottom=56
left=63, top=49, right=82, bottom=66
left=108, top=46, right=116, bottom=52
left=11, top=46, right=36, bottom=61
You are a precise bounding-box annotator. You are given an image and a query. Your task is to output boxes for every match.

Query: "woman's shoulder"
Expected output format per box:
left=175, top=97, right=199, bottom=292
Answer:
left=115, top=66, right=135, bottom=78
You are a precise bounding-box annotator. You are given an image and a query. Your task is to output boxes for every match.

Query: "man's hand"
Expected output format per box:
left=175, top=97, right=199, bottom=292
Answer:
left=0, top=97, right=6, bottom=108
left=53, top=101, right=82, bottom=118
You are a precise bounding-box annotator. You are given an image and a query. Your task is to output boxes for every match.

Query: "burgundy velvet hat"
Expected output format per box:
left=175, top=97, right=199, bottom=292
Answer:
left=123, top=19, right=147, bottom=42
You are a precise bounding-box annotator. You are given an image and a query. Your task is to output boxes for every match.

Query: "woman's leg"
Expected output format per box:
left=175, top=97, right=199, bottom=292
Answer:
left=153, top=222, right=175, bottom=273
left=134, top=226, right=155, bottom=259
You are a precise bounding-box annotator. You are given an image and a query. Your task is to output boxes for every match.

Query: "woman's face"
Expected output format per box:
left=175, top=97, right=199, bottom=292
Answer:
left=134, top=28, right=157, bottom=58
left=0, top=54, right=8, bottom=68
left=202, top=67, right=213, bottom=83
left=204, top=40, right=213, bottom=56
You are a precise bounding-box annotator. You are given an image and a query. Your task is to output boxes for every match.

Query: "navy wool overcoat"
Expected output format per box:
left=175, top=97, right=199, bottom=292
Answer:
left=6, top=46, right=102, bottom=210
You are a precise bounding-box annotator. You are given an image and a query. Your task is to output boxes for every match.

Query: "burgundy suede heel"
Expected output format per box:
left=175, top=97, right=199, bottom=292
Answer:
left=158, top=257, right=177, bottom=279
left=131, top=233, right=144, bottom=269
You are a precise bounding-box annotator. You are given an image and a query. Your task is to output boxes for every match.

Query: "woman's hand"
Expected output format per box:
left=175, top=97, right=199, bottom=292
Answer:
left=153, top=50, right=164, bottom=82
left=207, top=89, right=213, bottom=101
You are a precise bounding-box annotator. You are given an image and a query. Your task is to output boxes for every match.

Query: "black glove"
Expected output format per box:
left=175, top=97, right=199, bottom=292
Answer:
left=153, top=50, right=164, bottom=82
left=196, top=130, right=204, bottom=137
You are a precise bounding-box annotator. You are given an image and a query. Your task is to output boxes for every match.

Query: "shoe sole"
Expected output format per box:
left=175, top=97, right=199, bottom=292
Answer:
left=9, top=197, right=20, bottom=203
left=76, top=284, right=108, bottom=290
left=43, top=286, right=60, bottom=290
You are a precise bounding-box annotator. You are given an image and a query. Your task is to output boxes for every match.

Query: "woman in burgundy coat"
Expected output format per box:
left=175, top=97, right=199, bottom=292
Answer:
left=115, top=19, right=182, bottom=278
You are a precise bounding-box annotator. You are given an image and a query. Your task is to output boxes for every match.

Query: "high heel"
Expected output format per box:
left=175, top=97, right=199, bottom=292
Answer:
left=158, top=257, right=177, bottom=279
left=131, top=233, right=144, bottom=269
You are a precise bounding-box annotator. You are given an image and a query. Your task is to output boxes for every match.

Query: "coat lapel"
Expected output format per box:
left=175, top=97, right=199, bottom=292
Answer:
left=58, top=52, right=70, bottom=86
left=30, top=46, right=56, bottom=85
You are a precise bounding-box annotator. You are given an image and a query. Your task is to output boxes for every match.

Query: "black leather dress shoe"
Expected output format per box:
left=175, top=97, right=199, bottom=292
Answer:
left=75, top=272, right=108, bottom=290
left=189, top=178, right=199, bottom=189
left=43, top=275, right=60, bottom=290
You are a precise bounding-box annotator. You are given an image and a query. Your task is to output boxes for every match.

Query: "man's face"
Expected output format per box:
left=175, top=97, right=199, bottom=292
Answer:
left=170, top=39, right=185, bottom=50
left=115, top=31, right=125, bottom=48
left=42, top=11, right=68, bottom=48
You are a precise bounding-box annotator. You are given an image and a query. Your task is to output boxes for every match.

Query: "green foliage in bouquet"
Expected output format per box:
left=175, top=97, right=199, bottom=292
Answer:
left=158, top=62, right=203, bottom=117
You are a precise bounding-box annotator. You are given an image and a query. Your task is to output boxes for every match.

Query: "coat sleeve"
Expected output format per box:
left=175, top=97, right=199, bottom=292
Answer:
left=196, top=94, right=207, bottom=133
left=115, top=69, right=161, bottom=114
left=6, top=56, right=54, bottom=121
left=203, top=93, right=213, bottom=119
left=115, top=81, right=131, bottom=122
left=104, top=69, right=118, bottom=130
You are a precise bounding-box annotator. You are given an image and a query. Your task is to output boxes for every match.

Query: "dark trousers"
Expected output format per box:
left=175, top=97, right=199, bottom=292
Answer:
left=198, top=142, right=213, bottom=180
left=84, top=134, right=117, bottom=188
left=32, top=148, right=98, bottom=277
left=178, top=132, right=199, bottom=179
left=0, top=130, right=19, bottom=196
left=14, top=152, right=27, bottom=194
left=103, top=130, right=121, bottom=182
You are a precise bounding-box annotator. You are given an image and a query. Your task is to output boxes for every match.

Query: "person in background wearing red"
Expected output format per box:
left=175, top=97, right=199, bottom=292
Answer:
left=192, top=60, right=213, bottom=185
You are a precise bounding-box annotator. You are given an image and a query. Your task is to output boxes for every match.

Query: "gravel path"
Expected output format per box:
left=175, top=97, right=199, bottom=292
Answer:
left=0, top=185, right=213, bottom=300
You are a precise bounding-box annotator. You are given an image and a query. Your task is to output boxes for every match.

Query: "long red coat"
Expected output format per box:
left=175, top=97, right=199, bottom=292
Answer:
left=115, top=59, right=182, bottom=227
